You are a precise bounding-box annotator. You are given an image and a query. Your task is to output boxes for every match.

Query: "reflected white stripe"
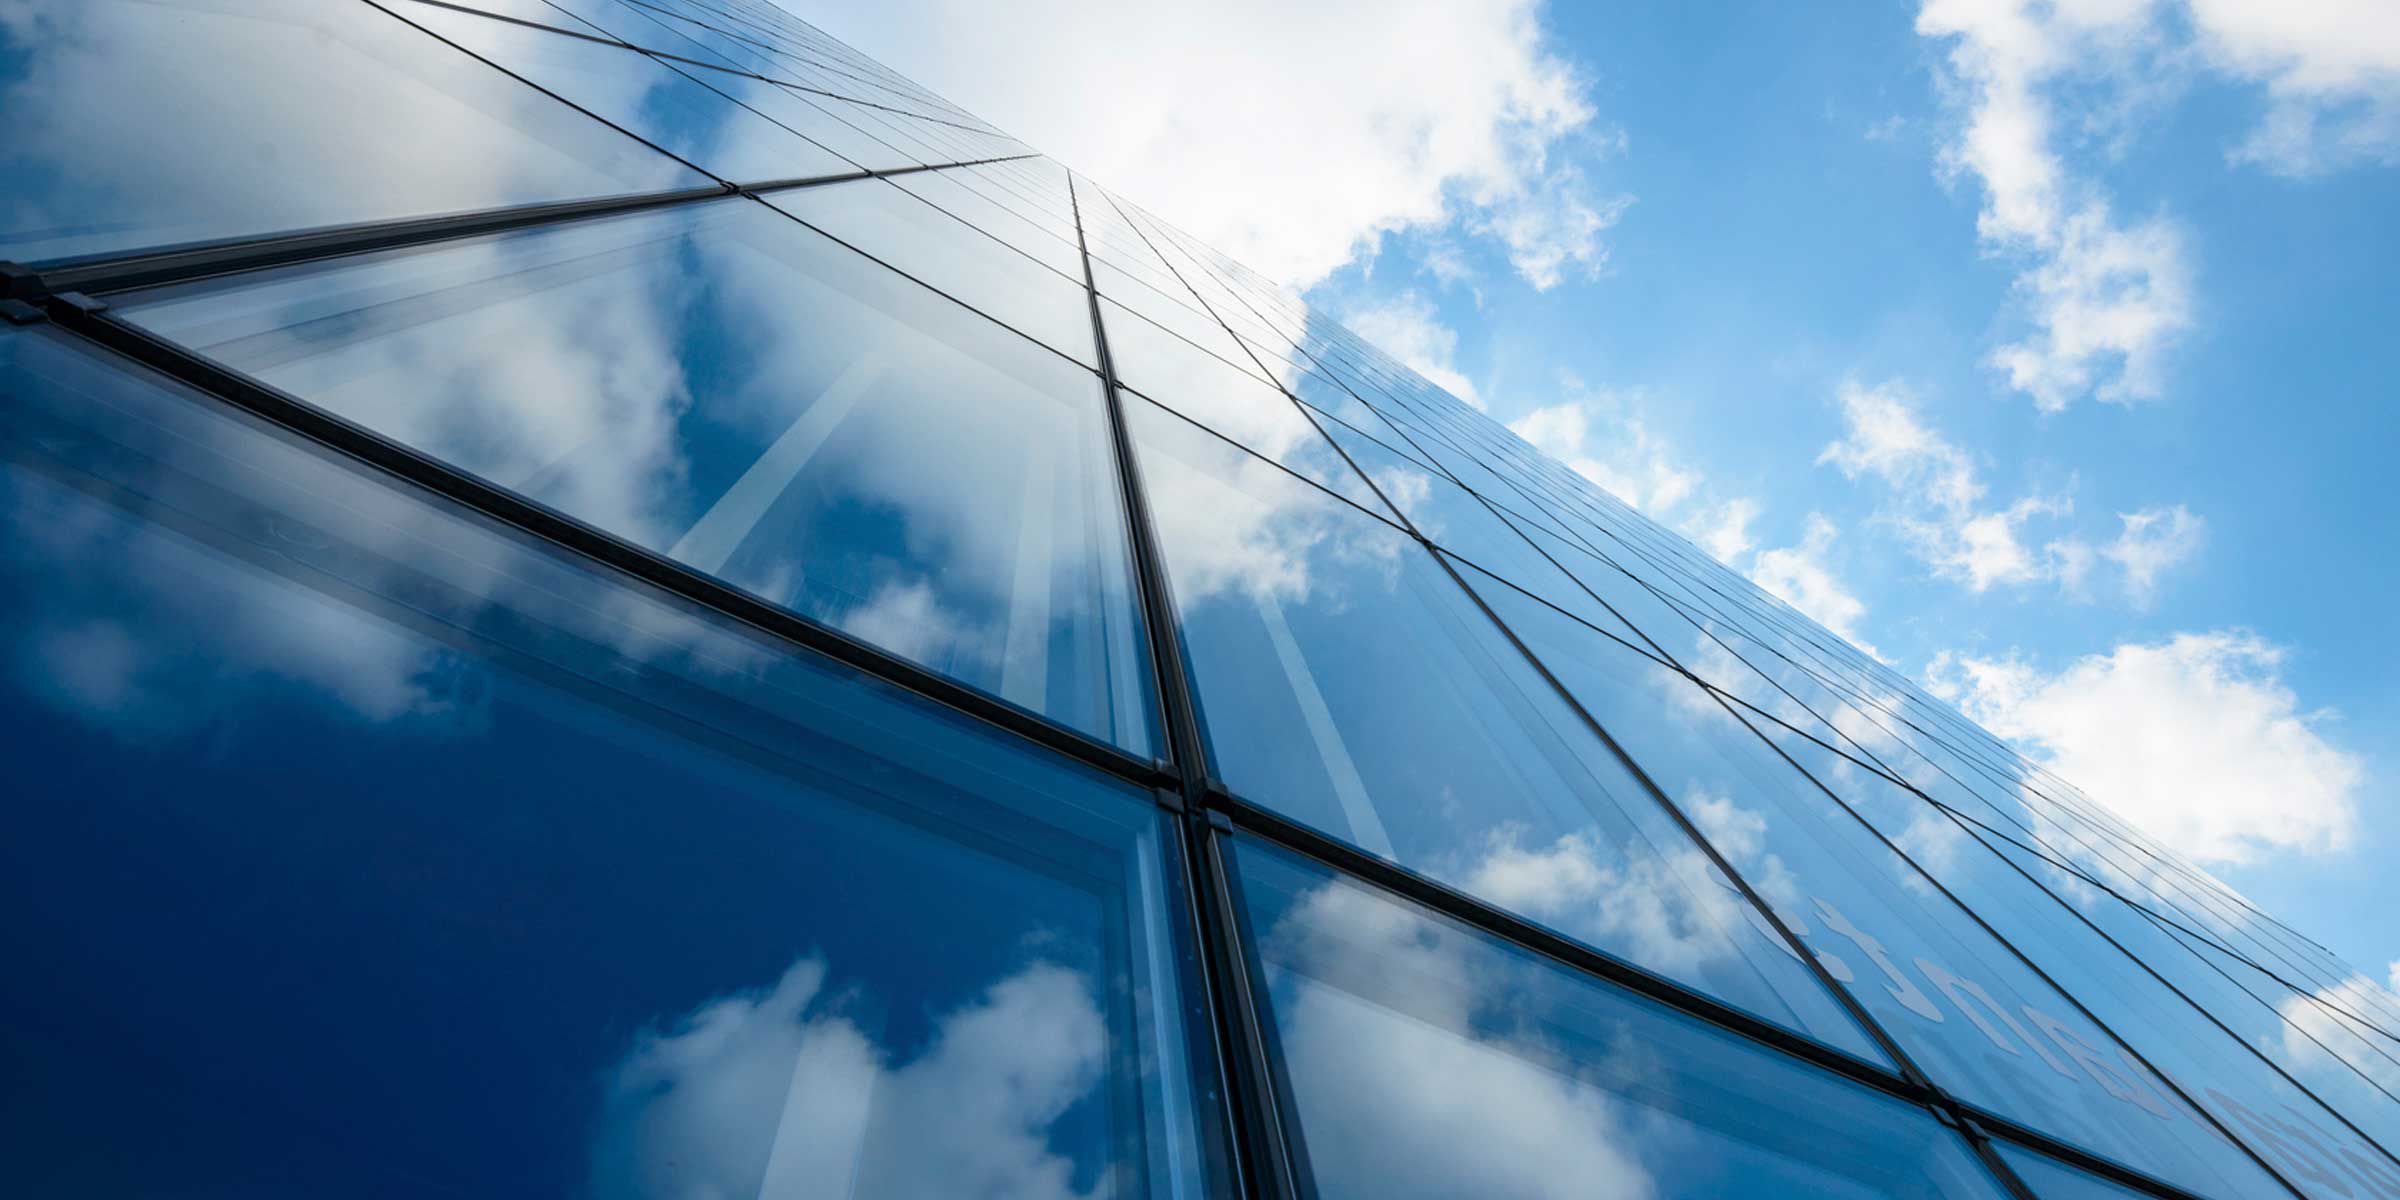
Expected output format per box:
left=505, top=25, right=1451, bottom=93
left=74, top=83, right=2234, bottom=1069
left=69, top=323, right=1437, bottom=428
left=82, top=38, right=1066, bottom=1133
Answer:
left=668, top=353, right=887, bottom=574
left=1256, top=590, right=1394, bottom=857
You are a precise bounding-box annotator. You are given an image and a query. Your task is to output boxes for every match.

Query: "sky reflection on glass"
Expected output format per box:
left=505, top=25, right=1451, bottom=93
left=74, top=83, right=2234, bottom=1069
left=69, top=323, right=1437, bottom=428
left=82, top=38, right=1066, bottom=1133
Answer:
left=1127, top=394, right=1881, bottom=1063
left=0, top=0, right=704, bottom=265
left=1234, top=838, right=2012, bottom=1200
left=120, top=200, right=1157, bottom=756
left=0, top=326, right=1208, bottom=1199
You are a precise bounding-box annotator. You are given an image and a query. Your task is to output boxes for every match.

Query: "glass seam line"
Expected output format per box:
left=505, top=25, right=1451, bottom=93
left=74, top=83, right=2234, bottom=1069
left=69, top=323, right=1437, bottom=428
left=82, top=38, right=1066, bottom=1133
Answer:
left=1922, top=790, right=2400, bottom=1179
left=9, top=156, right=1038, bottom=301
left=1087, top=183, right=2316, bottom=1200
left=1065, top=172, right=1300, bottom=1200
left=1086, top=182, right=2031, bottom=1136
left=404, top=0, right=1013, bottom=136
left=1238, top=335, right=2367, bottom=1030
left=615, top=0, right=1005, bottom=130
left=1712, top=692, right=2326, bottom=1200
left=1161, top=205, right=2395, bottom=1177
left=29, top=299, right=1176, bottom=795
left=1095, top=180, right=1935, bottom=1070
left=4, top=42, right=2348, bottom=1199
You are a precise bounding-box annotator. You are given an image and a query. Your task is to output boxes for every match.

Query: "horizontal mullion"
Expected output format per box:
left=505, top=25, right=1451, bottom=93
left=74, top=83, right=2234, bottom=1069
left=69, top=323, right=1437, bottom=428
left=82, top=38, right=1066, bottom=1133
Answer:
left=36, top=303, right=1177, bottom=799
left=8, top=156, right=1034, bottom=300
left=1206, top=785, right=1925, bottom=1106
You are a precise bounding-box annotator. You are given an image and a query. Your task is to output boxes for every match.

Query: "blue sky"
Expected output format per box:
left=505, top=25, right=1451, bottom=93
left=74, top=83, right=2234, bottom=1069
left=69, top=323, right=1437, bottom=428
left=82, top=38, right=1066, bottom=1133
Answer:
left=803, top=0, right=2399, bottom=980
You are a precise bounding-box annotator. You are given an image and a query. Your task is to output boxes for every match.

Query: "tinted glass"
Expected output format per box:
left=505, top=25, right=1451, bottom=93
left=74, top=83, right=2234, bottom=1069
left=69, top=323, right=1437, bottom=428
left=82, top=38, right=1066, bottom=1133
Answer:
left=394, top=4, right=856, bottom=183
left=1756, top=715, right=2400, bottom=1200
left=0, top=0, right=703, bottom=265
left=1127, top=395, right=1880, bottom=1062
left=0, top=327, right=1213, bottom=1198
left=768, top=176, right=1097, bottom=365
left=1232, top=838, right=2011, bottom=1199
left=1468, top=571, right=2304, bottom=1200
left=2002, top=1146, right=2182, bottom=1200
left=119, top=199, right=1158, bottom=755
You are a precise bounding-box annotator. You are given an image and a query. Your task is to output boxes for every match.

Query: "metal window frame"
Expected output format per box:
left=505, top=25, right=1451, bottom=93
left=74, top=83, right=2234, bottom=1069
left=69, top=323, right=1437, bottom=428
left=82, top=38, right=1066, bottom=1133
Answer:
left=4, top=14, right=2391, bottom=1198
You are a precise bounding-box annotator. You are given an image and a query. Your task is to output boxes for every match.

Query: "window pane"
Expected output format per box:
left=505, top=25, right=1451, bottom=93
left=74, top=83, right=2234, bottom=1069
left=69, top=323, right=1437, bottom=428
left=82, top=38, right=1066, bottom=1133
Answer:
left=1105, top=304, right=1390, bottom=516
left=0, top=326, right=1213, bottom=1198
left=119, top=199, right=1157, bottom=755
left=2001, top=1145, right=2176, bottom=1200
left=0, top=0, right=704, bottom=265
left=892, top=164, right=1088, bottom=277
left=1231, top=837, right=2011, bottom=1199
left=393, top=4, right=856, bottom=183
left=1752, top=714, right=2400, bottom=1200
left=767, top=176, right=1096, bottom=366
left=1127, top=395, right=1881, bottom=1062
left=1465, top=569, right=2301, bottom=1200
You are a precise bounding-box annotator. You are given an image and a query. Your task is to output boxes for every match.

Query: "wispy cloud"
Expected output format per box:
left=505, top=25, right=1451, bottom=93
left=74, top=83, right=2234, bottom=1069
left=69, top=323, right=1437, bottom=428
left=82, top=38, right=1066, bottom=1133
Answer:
left=1928, top=631, right=2364, bottom=864
left=1915, top=0, right=2400, bottom=409
left=1341, top=291, right=1486, bottom=409
left=1916, top=0, right=2191, bottom=411
left=1749, top=514, right=1879, bottom=656
left=1819, top=379, right=2201, bottom=602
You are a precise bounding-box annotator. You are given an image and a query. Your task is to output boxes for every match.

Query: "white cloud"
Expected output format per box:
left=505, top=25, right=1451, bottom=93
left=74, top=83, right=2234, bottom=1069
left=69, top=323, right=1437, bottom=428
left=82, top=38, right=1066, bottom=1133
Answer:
left=1452, top=824, right=1750, bottom=981
left=1341, top=291, right=1485, bottom=409
left=2188, top=0, right=2400, bottom=174
left=1819, top=379, right=2201, bottom=601
left=2103, top=503, right=2206, bottom=605
left=1818, top=378, right=1985, bottom=512
left=790, top=0, right=1625, bottom=288
left=1916, top=0, right=2400, bottom=407
left=593, top=954, right=1107, bottom=1200
left=1263, top=883, right=1658, bottom=1199
left=1508, top=384, right=1702, bottom=516
left=1926, top=631, right=2365, bottom=864
left=2276, top=978, right=2400, bottom=1095
left=1692, top=498, right=1760, bottom=561
left=1915, top=0, right=2192, bottom=411
left=1748, top=514, right=1880, bottom=657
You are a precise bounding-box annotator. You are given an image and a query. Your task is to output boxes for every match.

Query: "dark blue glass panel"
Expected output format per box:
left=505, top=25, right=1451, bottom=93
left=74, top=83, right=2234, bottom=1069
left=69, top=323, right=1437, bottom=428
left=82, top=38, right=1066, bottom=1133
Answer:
left=1231, top=838, right=2011, bottom=1199
left=0, top=0, right=704, bottom=265
left=0, top=327, right=1213, bottom=1198
left=118, top=199, right=1157, bottom=756
left=2001, top=1146, right=2174, bottom=1200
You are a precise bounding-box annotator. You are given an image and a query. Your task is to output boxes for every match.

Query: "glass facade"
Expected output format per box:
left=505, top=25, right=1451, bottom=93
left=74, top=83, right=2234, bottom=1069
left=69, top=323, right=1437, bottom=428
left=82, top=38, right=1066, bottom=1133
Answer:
left=2, top=4, right=2393, bottom=1198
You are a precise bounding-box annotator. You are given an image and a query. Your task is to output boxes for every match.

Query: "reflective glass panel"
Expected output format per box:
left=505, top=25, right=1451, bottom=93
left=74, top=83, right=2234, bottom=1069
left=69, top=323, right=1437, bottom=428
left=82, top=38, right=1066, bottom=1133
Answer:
left=0, top=0, right=704, bottom=265
left=2002, top=1146, right=2182, bottom=1200
left=1467, top=571, right=2303, bottom=1200
left=394, top=4, right=856, bottom=183
left=0, top=326, right=1213, bottom=1198
left=1755, top=716, right=2400, bottom=1200
left=1127, top=396, right=1880, bottom=1061
left=767, top=176, right=1096, bottom=366
left=120, top=199, right=1157, bottom=755
left=1232, top=838, right=2010, bottom=1199
left=1104, top=306, right=1390, bottom=516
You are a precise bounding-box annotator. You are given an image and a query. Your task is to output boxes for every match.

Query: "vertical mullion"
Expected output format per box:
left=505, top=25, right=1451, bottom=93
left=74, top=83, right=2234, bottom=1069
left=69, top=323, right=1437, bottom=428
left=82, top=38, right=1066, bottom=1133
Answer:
left=1096, top=182, right=1934, bottom=1070
left=1083, top=183, right=2250, bottom=1200
left=1065, top=172, right=1299, bottom=1200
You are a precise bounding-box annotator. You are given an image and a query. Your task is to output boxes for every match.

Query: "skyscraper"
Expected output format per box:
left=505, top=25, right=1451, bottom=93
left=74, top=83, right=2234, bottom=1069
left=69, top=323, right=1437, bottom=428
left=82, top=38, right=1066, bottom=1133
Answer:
left=2, top=1, right=2395, bottom=1196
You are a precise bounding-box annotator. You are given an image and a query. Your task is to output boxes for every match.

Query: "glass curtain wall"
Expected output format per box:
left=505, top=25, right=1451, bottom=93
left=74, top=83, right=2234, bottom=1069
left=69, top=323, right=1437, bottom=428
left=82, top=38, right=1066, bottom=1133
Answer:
left=2, top=3, right=2393, bottom=1199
